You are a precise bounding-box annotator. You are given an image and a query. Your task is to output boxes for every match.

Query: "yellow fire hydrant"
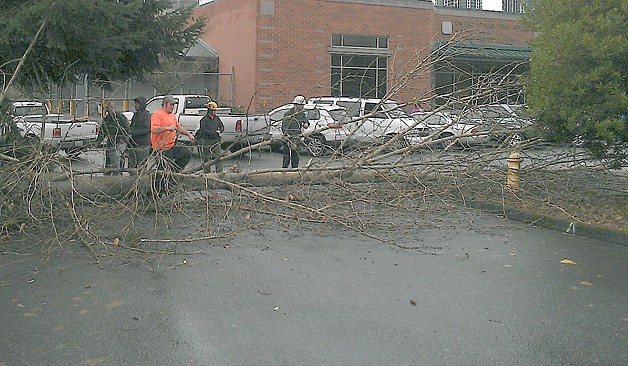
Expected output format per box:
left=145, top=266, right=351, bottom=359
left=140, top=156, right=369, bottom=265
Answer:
left=507, top=150, right=521, bottom=192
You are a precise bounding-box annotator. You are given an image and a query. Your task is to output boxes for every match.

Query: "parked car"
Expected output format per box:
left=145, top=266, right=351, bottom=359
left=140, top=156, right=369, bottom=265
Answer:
left=10, top=100, right=100, bottom=157
left=308, top=97, right=431, bottom=149
left=411, top=111, right=491, bottom=148
left=123, top=95, right=270, bottom=151
left=455, top=104, right=540, bottom=146
left=268, top=103, right=353, bottom=156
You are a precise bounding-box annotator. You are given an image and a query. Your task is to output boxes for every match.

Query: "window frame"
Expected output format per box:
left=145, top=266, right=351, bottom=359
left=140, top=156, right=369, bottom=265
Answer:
left=329, top=34, right=391, bottom=99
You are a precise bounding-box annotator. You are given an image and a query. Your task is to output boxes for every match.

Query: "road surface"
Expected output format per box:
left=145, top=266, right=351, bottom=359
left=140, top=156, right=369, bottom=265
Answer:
left=0, top=206, right=625, bottom=365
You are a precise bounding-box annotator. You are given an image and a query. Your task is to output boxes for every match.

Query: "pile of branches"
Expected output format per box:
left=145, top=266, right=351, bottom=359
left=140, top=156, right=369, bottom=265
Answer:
left=2, top=132, right=594, bottom=267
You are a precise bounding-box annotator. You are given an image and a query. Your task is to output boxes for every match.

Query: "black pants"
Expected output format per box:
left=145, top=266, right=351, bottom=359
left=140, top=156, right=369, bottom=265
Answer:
left=127, top=145, right=151, bottom=172
left=198, top=138, right=224, bottom=173
left=282, top=140, right=299, bottom=168
left=162, top=145, right=191, bottom=172
left=153, top=146, right=191, bottom=195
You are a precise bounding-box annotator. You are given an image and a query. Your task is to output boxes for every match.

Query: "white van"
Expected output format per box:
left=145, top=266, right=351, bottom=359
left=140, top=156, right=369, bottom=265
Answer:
left=308, top=97, right=430, bottom=147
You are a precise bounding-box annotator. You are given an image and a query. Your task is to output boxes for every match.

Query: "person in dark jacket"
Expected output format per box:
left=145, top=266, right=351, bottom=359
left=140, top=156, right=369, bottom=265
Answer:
left=128, top=97, right=151, bottom=172
left=281, top=95, right=308, bottom=168
left=196, top=101, right=225, bottom=173
left=101, top=100, right=130, bottom=175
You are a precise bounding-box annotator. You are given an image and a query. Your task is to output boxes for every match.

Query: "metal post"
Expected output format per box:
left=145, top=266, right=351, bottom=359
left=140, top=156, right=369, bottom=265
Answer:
left=69, top=83, right=77, bottom=117
left=84, top=74, right=90, bottom=117
left=230, top=65, right=235, bottom=109
left=123, top=79, right=130, bottom=112
left=100, top=88, right=106, bottom=119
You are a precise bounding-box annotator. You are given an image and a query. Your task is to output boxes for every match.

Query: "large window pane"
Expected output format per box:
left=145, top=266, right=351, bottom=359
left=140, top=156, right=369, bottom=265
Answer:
left=342, top=35, right=378, bottom=48
left=332, top=58, right=387, bottom=98
left=330, top=34, right=389, bottom=98
left=332, top=34, right=388, bottom=49
left=343, top=55, right=378, bottom=68
left=433, top=60, right=528, bottom=107
left=331, top=70, right=341, bottom=96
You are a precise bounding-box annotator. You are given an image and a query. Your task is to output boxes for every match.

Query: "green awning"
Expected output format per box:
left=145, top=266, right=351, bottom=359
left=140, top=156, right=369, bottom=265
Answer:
left=433, top=41, right=532, bottom=62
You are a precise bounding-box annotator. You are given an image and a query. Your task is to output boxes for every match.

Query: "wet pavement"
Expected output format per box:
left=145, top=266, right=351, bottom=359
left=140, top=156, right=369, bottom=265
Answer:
left=1, top=207, right=626, bottom=365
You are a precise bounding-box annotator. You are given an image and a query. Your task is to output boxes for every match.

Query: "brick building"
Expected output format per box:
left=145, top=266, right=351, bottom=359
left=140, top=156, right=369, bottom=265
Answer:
left=193, top=0, right=532, bottom=112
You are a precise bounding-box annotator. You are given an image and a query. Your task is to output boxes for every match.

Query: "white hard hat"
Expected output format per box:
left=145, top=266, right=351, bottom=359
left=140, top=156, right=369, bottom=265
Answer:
left=292, top=95, right=306, bottom=105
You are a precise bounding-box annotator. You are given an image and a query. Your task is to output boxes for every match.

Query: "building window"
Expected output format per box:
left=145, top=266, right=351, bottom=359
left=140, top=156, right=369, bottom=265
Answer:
left=330, top=34, right=390, bottom=98
left=331, top=34, right=388, bottom=49
left=443, top=0, right=459, bottom=7
left=503, top=0, right=524, bottom=13
left=467, top=0, right=481, bottom=10
left=433, top=62, right=528, bottom=107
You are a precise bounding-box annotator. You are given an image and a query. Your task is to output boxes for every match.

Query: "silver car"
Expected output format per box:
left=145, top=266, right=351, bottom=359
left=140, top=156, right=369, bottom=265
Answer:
left=456, top=104, right=538, bottom=146
left=411, top=111, right=491, bottom=148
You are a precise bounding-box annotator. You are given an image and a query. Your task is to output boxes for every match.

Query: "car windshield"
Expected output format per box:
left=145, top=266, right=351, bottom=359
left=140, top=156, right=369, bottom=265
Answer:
left=305, top=108, right=320, bottom=120
left=185, top=97, right=210, bottom=109
left=146, top=98, right=178, bottom=115
left=327, top=109, right=352, bottom=123
left=423, top=113, right=448, bottom=125
left=14, top=105, right=46, bottom=116
left=269, top=108, right=287, bottom=122
left=310, top=99, right=335, bottom=105
left=464, top=106, right=513, bottom=119
left=336, top=101, right=361, bottom=117
left=382, top=102, right=409, bottom=118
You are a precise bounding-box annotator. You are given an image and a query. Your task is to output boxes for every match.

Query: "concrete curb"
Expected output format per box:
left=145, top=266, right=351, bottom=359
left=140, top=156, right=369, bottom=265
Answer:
left=469, top=200, right=628, bottom=246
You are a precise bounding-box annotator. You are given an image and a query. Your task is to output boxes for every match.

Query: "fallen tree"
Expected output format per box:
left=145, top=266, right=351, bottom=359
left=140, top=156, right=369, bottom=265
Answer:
left=3, top=29, right=624, bottom=269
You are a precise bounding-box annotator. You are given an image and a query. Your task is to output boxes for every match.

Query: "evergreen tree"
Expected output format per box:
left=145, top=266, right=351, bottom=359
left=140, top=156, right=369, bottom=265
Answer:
left=524, top=0, right=627, bottom=167
left=0, top=0, right=205, bottom=92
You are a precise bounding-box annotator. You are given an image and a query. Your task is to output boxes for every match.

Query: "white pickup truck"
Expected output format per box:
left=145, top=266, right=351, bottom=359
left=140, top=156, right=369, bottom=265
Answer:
left=10, top=101, right=100, bottom=156
left=124, top=95, right=270, bottom=151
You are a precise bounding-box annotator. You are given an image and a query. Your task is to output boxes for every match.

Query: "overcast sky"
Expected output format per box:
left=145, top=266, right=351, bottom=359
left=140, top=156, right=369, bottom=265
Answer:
left=482, top=0, right=502, bottom=11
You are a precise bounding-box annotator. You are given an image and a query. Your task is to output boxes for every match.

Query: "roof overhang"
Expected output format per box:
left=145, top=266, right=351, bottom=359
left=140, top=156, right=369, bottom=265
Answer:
left=183, top=39, right=219, bottom=59
left=433, top=41, right=531, bottom=62
left=328, top=46, right=392, bottom=57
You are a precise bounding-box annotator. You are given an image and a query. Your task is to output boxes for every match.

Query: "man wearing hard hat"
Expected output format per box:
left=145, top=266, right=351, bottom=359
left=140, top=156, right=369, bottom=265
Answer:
left=196, top=101, right=225, bottom=173
left=281, top=95, right=308, bottom=168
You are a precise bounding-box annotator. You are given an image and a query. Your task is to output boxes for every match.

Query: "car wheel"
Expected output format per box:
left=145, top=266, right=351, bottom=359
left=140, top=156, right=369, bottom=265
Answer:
left=384, top=133, right=409, bottom=152
left=304, top=135, right=327, bottom=157
left=458, top=140, right=472, bottom=149
left=438, top=132, right=456, bottom=149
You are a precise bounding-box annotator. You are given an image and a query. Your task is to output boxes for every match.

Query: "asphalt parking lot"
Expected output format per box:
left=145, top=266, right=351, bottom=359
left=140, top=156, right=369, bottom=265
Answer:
left=66, top=142, right=600, bottom=175
left=1, top=205, right=626, bottom=366
left=2, top=142, right=626, bottom=366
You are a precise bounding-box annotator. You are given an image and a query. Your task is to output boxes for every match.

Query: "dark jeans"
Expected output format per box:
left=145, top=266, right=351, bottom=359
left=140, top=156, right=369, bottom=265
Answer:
left=282, top=140, right=299, bottom=168
left=127, top=145, right=151, bottom=172
left=104, top=139, right=127, bottom=176
left=153, top=145, right=191, bottom=195
left=199, top=138, right=223, bottom=173
left=162, top=145, right=192, bottom=172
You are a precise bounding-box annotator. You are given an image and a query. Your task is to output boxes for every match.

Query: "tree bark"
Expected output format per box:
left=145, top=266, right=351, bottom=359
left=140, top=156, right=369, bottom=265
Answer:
left=47, top=168, right=392, bottom=197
